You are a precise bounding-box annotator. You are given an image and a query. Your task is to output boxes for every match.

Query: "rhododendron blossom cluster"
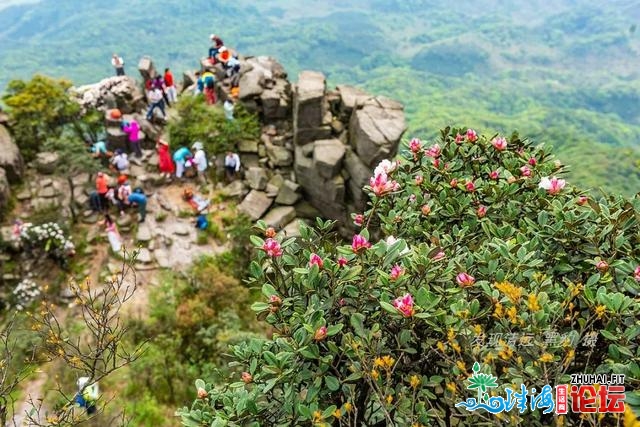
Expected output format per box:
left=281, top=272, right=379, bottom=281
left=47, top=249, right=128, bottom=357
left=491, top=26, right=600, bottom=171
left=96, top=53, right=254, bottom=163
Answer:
left=491, top=137, right=507, bottom=151
left=352, top=234, right=371, bottom=253
left=539, top=176, right=566, bottom=195
left=393, top=293, right=415, bottom=317
left=309, top=253, right=324, bottom=269
left=262, top=238, right=283, bottom=257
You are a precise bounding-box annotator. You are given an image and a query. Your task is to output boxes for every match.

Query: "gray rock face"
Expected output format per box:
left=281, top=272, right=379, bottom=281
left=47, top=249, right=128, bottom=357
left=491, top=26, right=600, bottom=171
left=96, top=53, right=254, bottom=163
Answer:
left=349, top=97, right=407, bottom=167
left=336, top=85, right=369, bottom=118
left=246, top=167, right=268, bottom=190
left=344, top=148, right=372, bottom=211
left=238, top=139, right=259, bottom=153
left=0, top=124, right=24, bottom=183
left=34, top=152, right=60, bottom=175
left=72, top=76, right=144, bottom=114
left=136, top=223, right=152, bottom=243
left=238, top=190, right=273, bottom=220
left=0, top=168, right=10, bottom=212
left=275, top=180, right=300, bottom=205
left=223, top=180, right=249, bottom=199
left=137, top=56, right=157, bottom=81
left=314, top=139, right=346, bottom=179
left=262, top=206, right=296, bottom=228
left=265, top=142, right=293, bottom=167
left=293, top=71, right=327, bottom=145
left=137, top=248, right=153, bottom=264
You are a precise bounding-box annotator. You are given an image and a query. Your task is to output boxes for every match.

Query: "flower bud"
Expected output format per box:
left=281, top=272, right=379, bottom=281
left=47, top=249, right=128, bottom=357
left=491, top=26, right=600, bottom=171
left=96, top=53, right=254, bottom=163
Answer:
left=265, top=227, right=276, bottom=238
left=314, top=326, right=328, bottom=341
left=197, top=387, right=208, bottom=399
left=596, top=260, right=609, bottom=273
left=241, top=372, right=253, bottom=384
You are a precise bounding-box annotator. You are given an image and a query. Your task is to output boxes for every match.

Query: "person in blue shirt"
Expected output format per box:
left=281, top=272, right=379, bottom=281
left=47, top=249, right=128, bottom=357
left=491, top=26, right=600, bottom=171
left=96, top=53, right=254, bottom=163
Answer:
left=127, top=188, right=147, bottom=223
left=173, top=146, right=192, bottom=179
left=90, top=140, right=109, bottom=165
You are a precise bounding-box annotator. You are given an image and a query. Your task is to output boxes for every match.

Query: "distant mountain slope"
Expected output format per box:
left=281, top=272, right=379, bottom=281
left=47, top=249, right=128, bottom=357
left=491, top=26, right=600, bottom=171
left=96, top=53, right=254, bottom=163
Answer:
left=0, top=0, right=639, bottom=195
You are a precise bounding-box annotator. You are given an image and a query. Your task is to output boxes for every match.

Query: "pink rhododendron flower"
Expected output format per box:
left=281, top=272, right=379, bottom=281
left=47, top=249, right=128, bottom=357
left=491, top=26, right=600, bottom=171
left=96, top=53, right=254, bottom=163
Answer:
left=577, top=196, right=588, bottom=206
left=421, top=205, right=431, bottom=215
left=415, top=175, right=424, bottom=185
left=433, top=158, right=441, bottom=168
left=465, top=181, right=476, bottom=192
left=242, top=372, right=253, bottom=384
left=491, top=137, right=507, bottom=151
left=450, top=178, right=458, bottom=188
left=393, top=293, right=415, bottom=317
left=520, top=166, right=532, bottom=177
left=338, top=298, right=346, bottom=306
left=466, top=129, right=478, bottom=142
left=489, top=170, right=499, bottom=180
left=408, top=194, right=417, bottom=203
left=269, top=295, right=282, bottom=306
left=432, top=250, right=446, bottom=261
left=409, top=138, right=422, bottom=153
left=425, top=143, right=441, bottom=158
left=455, top=133, right=464, bottom=144
left=374, top=159, right=397, bottom=176
left=390, top=264, right=404, bottom=281
left=262, top=238, right=283, bottom=257
left=477, top=205, right=487, bottom=218
left=634, top=266, right=640, bottom=282
left=539, top=176, right=566, bottom=195
left=309, top=253, right=324, bottom=269
left=337, top=257, right=348, bottom=267
left=354, top=214, right=364, bottom=226
left=456, top=272, right=475, bottom=288
left=352, top=234, right=371, bottom=253
left=370, top=171, right=398, bottom=196
left=528, top=157, right=537, bottom=166
left=596, top=260, right=609, bottom=273
left=314, top=326, right=328, bottom=341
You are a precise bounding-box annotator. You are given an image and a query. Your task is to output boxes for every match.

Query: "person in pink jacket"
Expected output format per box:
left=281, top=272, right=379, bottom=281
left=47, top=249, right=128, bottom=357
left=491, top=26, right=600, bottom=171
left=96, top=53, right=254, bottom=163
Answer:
left=122, top=120, right=142, bottom=158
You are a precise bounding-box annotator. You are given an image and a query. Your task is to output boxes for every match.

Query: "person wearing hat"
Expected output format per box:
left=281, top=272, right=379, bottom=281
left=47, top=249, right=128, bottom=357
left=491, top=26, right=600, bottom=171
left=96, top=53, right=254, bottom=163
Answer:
left=111, top=53, right=125, bottom=76
left=173, top=146, right=193, bottom=179
left=208, top=34, right=224, bottom=62
left=95, top=172, right=110, bottom=212
left=192, top=141, right=208, bottom=184
left=157, top=138, right=175, bottom=179
left=217, top=46, right=231, bottom=64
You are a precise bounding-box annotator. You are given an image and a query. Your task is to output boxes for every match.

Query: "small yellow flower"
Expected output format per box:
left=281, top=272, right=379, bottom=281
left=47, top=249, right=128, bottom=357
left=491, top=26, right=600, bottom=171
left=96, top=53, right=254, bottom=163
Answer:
left=472, top=324, right=482, bottom=335
left=527, top=294, right=541, bottom=312
left=333, top=409, right=342, bottom=419
left=312, top=410, right=323, bottom=422
left=594, top=305, right=606, bottom=319
left=498, top=346, right=514, bottom=361
left=371, top=369, right=380, bottom=381
left=456, top=360, right=466, bottom=372
left=506, top=306, right=518, bottom=323
left=409, top=375, right=421, bottom=389
left=451, top=342, right=461, bottom=353
left=447, top=328, right=456, bottom=342
left=483, top=352, right=495, bottom=364
left=411, top=424, right=423, bottom=427
left=343, top=402, right=353, bottom=413
left=446, top=382, right=456, bottom=394
left=495, top=281, right=523, bottom=303
left=373, top=357, right=384, bottom=368
left=381, top=355, right=395, bottom=369
left=386, top=395, right=393, bottom=405
left=539, top=353, right=554, bottom=363
left=436, top=341, right=446, bottom=352
left=493, top=302, right=504, bottom=318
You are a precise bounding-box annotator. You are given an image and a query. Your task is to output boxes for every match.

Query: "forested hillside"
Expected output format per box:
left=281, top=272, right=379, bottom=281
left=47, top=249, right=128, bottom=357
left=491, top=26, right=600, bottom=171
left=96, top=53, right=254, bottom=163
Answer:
left=0, top=0, right=639, bottom=195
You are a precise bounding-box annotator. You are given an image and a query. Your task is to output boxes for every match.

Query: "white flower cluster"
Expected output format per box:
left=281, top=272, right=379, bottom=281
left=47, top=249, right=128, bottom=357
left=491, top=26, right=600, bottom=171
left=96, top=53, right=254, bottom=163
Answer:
left=12, top=277, right=41, bottom=311
left=19, top=222, right=75, bottom=255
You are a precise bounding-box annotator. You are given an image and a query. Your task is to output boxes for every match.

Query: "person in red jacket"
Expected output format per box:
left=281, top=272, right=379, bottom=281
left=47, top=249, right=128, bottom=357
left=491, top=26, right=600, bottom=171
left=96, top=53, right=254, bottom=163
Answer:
left=157, top=138, right=175, bottom=180
left=164, top=68, right=177, bottom=104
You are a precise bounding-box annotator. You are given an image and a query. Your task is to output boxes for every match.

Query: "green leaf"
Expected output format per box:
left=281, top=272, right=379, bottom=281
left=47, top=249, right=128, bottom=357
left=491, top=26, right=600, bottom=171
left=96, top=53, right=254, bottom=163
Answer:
left=380, top=301, right=398, bottom=315
left=326, top=324, right=343, bottom=336
left=325, top=376, right=340, bottom=391
left=261, top=283, right=277, bottom=298
left=249, top=235, right=265, bottom=248
left=350, top=313, right=366, bottom=338
left=195, top=379, right=205, bottom=390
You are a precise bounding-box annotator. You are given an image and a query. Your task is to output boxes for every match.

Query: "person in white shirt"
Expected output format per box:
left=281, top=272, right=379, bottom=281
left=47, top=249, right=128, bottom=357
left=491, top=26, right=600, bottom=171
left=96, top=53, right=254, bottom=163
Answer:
left=110, top=150, right=129, bottom=172
left=224, top=99, right=235, bottom=121
left=192, top=141, right=208, bottom=184
left=146, top=87, right=166, bottom=120
left=224, top=151, right=241, bottom=182
left=111, top=54, right=125, bottom=76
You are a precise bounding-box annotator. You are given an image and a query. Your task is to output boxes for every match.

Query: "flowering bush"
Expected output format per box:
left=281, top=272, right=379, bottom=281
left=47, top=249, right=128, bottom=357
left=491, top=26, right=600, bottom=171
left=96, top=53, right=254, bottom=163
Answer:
left=179, top=128, right=640, bottom=426
left=11, top=277, right=41, bottom=311
left=17, top=221, right=75, bottom=266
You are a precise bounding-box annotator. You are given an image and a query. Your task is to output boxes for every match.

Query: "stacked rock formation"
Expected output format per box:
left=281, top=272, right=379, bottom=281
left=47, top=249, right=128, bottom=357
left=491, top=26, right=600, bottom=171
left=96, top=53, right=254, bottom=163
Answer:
left=0, top=118, right=25, bottom=211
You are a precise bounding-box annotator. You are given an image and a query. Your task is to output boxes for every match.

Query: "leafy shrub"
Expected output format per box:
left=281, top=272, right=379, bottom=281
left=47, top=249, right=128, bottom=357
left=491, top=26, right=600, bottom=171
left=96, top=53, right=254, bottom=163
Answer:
left=167, top=96, right=260, bottom=155
left=179, top=128, right=640, bottom=426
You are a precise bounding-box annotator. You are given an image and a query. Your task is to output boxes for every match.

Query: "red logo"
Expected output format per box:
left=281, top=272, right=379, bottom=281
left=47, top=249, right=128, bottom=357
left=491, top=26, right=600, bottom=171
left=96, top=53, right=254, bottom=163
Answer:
left=569, top=385, right=625, bottom=413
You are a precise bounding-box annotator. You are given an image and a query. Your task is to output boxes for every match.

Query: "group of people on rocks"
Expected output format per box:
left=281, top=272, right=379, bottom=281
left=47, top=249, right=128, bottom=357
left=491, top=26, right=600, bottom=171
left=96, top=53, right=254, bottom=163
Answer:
left=144, top=69, right=177, bottom=121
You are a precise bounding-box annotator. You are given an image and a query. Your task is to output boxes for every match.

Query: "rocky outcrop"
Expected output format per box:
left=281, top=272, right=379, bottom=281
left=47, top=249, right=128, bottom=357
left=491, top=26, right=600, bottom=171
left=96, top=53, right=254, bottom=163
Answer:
left=71, top=76, right=145, bottom=114
left=0, top=168, right=10, bottom=212
left=0, top=124, right=24, bottom=183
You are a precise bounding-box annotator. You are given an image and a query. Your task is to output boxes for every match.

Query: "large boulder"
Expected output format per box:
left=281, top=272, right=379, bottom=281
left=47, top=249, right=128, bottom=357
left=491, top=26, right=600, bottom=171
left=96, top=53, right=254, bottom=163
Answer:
left=349, top=97, right=407, bottom=167
left=262, top=206, right=296, bottom=228
left=246, top=167, right=268, bottom=190
left=238, top=190, right=273, bottom=221
left=71, top=76, right=145, bottom=114
left=265, top=142, right=293, bottom=167
left=293, top=71, right=327, bottom=145
left=137, top=56, right=157, bottom=81
left=275, top=180, right=301, bottom=205
left=344, top=148, right=372, bottom=212
left=313, top=139, right=345, bottom=179
left=336, top=85, right=370, bottom=118
left=0, top=124, right=24, bottom=183
left=34, top=152, right=60, bottom=175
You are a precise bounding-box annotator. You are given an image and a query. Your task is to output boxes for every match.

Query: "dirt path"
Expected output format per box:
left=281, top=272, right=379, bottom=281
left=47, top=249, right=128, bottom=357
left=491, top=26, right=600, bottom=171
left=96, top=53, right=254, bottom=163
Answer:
left=11, top=370, right=47, bottom=427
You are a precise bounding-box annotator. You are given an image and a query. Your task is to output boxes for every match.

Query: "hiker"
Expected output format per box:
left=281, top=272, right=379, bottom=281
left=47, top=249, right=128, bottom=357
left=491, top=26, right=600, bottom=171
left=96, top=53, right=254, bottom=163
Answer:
left=217, top=46, right=231, bottom=65
left=224, top=99, right=235, bottom=121
left=128, top=188, right=147, bottom=223
left=111, top=53, right=125, bottom=76
left=164, top=68, right=177, bottom=104
left=89, top=139, right=110, bottom=166
left=116, top=176, right=132, bottom=215
left=173, top=146, right=192, bottom=179
left=157, top=138, right=175, bottom=179
left=225, top=55, right=241, bottom=88
left=224, top=151, right=241, bottom=182
left=95, top=172, right=110, bottom=212
left=197, top=71, right=216, bottom=105
left=208, top=34, right=225, bottom=61
left=193, top=71, right=202, bottom=95
left=153, top=74, right=171, bottom=107
left=110, top=149, right=129, bottom=172
left=74, top=377, right=99, bottom=415
left=192, top=141, right=208, bottom=184
left=103, top=214, right=122, bottom=253
left=146, top=86, right=166, bottom=120
left=121, top=120, right=142, bottom=158
left=197, top=71, right=215, bottom=93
